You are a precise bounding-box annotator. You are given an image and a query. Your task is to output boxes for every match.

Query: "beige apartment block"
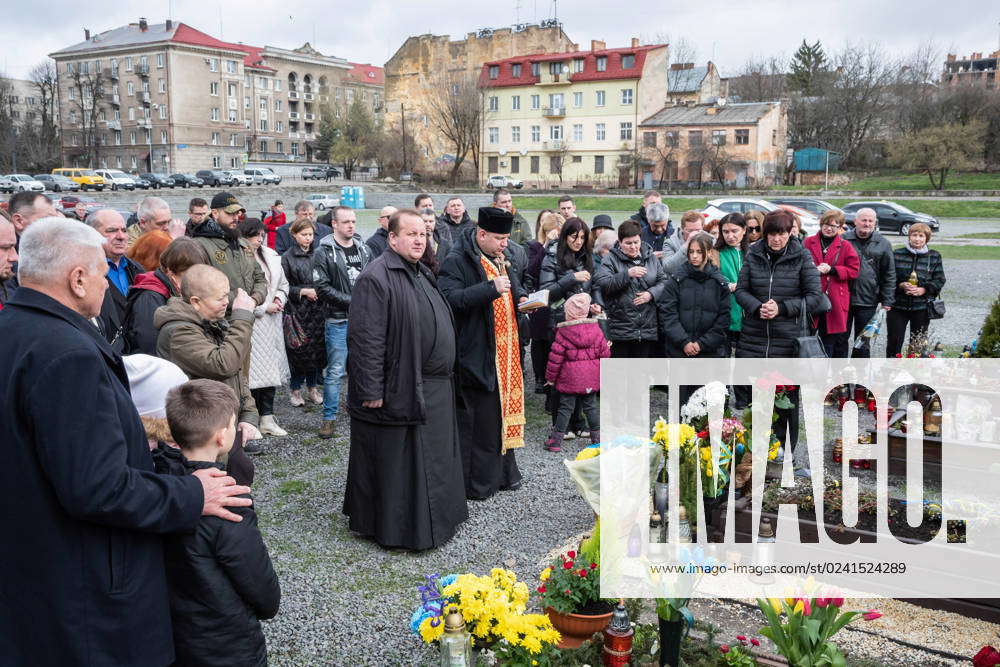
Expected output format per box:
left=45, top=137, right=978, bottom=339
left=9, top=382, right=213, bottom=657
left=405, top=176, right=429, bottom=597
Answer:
left=478, top=40, right=669, bottom=189
left=385, top=22, right=575, bottom=164
left=50, top=18, right=382, bottom=173
left=638, top=101, right=787, bottom=188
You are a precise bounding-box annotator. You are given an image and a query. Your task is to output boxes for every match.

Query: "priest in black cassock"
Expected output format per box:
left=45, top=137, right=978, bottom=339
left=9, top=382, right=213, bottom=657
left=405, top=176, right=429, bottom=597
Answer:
left=343, top=209, right=468, bottom=550
left=439, top=207, right=528, bottom=500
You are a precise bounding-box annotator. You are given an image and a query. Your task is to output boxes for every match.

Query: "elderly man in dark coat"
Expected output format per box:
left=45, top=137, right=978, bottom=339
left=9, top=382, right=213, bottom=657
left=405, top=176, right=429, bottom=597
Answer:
left=343, top=208, right=468, bottom=550
left=0, top=217, right=251, bottom=666
left=439, top=207, right=529, bottom=500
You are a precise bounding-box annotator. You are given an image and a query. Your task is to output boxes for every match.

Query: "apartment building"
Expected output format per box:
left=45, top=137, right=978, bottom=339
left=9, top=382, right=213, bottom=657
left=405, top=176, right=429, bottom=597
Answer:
left=942, top=51, right=999, bottom=90
left=49, top=18, right=383, bottom=172
left=666, top=62, right=727, bottom=105
left=478, top=40, right=669, bottom=188
left=4, top=78, right=59, bottom=128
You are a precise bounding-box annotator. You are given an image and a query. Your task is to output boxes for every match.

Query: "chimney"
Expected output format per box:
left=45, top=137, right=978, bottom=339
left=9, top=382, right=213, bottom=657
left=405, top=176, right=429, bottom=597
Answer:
left=590, top=39, right=605, bottom=51
left=84, top=28, right=91, bottom=40
left=139, top=17, right=148, bottom=32
left=166, top=19, right=173, bottom=30
left=946, top=53, right=956, bottom=62
left=670, top=63, right=684, bottom=70
left=631, top=37, right=639, bottom=48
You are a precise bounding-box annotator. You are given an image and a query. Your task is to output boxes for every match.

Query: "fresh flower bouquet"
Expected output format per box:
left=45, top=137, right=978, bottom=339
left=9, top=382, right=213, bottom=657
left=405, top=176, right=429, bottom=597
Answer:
left=410, top=569, right=561, bottom=662
left=757, top=593, right=882, bottom=666
left=536, top=550, right=605, bottom=616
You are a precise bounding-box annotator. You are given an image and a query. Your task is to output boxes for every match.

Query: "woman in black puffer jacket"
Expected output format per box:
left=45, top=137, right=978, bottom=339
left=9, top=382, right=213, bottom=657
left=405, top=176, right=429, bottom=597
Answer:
left=539, top=217, right=603, bottom=325
left=659, top=232, right=731, bottom=359
left=886, top=223, right=945, bottom=357
left=734, top=210, right=823, bottom=359
left=525, top=211, right=563, bottom=393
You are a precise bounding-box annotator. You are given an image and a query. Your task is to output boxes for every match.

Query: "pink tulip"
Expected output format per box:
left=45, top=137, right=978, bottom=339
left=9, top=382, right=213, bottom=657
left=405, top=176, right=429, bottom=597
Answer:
left=802, top=599, right=812, bottom=616
left=831, top=598, right=844, bottom=608
left=720, top=644, right=730, bottom=654
left=815, top=597, right=829, bottom=608
left=863, top=610, right=882, bottom=621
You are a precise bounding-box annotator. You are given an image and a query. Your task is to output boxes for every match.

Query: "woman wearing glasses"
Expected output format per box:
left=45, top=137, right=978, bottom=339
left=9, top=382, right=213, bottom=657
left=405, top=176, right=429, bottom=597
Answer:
left=803, top=210, right=860, bottom=357
left=744, top=210, right=764, bottom=245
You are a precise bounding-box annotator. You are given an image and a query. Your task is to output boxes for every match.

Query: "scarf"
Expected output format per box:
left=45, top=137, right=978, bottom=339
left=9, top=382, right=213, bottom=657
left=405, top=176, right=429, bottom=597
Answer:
left=906, top=243, right=929, bottom=255
left=480, top=254, right=525, bottom=453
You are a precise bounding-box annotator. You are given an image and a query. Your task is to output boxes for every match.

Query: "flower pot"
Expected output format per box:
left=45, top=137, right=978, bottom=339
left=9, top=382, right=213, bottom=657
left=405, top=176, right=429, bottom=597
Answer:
left=658, top=617, right=684, bottom=666
left=545, top=606, right=613, bottom=649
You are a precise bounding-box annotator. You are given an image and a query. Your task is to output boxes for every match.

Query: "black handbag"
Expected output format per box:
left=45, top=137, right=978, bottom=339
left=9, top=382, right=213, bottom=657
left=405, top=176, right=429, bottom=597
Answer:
left=927, top=298, right=946, bottom=320
left=795, top=298, right=828, bottom=358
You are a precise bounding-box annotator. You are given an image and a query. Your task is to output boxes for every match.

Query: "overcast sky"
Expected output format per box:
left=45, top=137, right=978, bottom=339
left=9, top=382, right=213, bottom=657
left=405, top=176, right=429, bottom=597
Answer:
left=5, top=0, right=999, bottom=79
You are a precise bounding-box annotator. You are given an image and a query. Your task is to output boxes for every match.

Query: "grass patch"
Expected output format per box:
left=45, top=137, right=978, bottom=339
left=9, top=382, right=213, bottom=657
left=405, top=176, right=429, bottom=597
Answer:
left=958, top=232, right=1000, bottom=239
left=839, top=171, right=1000, bottom=192
left=277, top=479, right=310, bottom=496
left=888, top=244, right=1000, bottom=260
left=825, top=198, right=1000, bottom=219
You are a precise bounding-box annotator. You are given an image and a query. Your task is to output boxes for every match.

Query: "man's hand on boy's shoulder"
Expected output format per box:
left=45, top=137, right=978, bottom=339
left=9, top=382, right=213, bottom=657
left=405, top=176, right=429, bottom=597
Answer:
left=193, top=468, right=252, bottom=523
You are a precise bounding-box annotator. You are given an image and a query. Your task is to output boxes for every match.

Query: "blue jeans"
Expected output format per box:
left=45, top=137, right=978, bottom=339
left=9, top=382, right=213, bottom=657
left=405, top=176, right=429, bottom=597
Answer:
left=323, top=320, right=348, bottom=420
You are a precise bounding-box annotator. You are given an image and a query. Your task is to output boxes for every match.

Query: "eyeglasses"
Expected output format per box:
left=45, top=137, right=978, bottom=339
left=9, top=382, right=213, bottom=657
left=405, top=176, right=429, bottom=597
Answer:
left=747, top=226, right=760, bottom=232
left=821, top=222, right=843, bottom=228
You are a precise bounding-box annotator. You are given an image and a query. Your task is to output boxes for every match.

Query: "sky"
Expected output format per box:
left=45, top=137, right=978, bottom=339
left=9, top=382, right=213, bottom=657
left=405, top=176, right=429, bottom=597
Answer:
left=5, top=0, right=999, bottom=79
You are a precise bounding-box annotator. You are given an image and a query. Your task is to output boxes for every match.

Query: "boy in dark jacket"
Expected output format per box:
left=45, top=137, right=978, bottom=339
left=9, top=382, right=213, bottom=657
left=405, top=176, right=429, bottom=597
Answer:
left=158, top=379, right=280, bottom=667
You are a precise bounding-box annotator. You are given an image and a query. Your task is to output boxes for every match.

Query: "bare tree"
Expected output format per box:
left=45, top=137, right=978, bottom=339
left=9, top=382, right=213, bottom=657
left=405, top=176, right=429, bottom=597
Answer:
left=67, top=66, right=106, bottom=167
left=691, top=140, right=734, bottom=187
left=728, top=55, right=787, bottom=102
left=24, top=61, right=61, bottom=170
left=425, top=71, right=483, bottom=185
left=0, top=75, right=16, bottom=172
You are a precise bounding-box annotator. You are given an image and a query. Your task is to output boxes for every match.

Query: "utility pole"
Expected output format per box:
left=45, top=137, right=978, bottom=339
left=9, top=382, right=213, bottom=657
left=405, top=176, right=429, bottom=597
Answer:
left=400, top=101, right=407, bottom=173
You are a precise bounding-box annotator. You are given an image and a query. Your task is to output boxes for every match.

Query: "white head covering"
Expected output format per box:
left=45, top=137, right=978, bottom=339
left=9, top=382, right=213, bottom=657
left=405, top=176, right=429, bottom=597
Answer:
left=123, top=354, right=189, bottom=418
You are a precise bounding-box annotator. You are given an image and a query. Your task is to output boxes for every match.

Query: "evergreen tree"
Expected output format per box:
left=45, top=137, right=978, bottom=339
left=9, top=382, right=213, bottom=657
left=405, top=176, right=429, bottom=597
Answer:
left=974, top=296, right=1000, bottom=358
left=787, top=40, right=828, bottom=95
left=315, top=99, right=377, bottom=179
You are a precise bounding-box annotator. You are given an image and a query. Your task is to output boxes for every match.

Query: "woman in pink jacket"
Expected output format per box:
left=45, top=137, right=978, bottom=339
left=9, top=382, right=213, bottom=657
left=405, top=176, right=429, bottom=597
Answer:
left=803, top=210, right=860, bottom=357
left=544, top=292, right=610, bottom=452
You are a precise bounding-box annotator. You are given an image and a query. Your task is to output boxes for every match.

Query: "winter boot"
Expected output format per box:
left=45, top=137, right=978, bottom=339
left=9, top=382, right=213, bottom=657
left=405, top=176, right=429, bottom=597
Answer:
left=318, top=420, right=336, bottom=439
left=309, top=386, right=323, bottom=405
left=289, top=390, right=305, bottom=407
left=544, top=431, right=565, bottom=452
left=590, top=430, right=601, bottom=445
left=259, top=415, right=288, bottom=437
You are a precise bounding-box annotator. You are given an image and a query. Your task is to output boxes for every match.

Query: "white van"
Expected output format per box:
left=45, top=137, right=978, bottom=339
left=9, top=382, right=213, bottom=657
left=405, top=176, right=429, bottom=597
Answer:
left=95, top=169, right=137, bottom=191
left=244, top=167, right=281, bottom=185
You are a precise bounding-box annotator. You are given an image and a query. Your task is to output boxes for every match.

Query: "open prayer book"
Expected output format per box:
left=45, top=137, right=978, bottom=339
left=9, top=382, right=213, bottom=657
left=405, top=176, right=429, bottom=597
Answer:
left=517, top=289, right=550, bottom=312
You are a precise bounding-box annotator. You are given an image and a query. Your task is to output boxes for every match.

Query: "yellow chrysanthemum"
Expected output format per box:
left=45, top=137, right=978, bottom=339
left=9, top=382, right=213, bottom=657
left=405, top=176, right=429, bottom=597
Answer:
left=539, top=567, right=552, bottom=581
left=419, top=616, right=445, bottom=643
left=575, top=446, right=601, bottom=461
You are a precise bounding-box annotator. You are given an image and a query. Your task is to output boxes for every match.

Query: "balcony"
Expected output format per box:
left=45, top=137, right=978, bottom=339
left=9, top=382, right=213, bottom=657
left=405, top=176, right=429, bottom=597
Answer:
left=108, top=67, right=119, bottom=81
left=542, top=107, right=565, bottom=117
left=288, top=131, right=300, bottom=139
left=136, top=120, right=152, bottom=129
left=140, top=92, right=150, bottom=104
left=304, top=113, right=315, bottom=121
left=303, top=92, right=314, bottom=101
left=536, top=71, right=571, bottom=86
left=110, top=94, right=121, bottom=106
left=106, top=120, right=121, bottom=131
left=288, top=111, right=300, bottom=120
left=136, top=64, right=149, bottom=77
left=542, top=140, right=564, bottom=151
left=288, top=90, right=300, bottom=100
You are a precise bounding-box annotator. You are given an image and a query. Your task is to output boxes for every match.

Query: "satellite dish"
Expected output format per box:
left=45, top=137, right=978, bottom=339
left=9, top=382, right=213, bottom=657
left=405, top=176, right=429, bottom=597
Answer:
left=520, top=148, right=528, bottom=156
left=498, top=149, right=508, bottom=156
left=562, top=64, right=569, bottom=74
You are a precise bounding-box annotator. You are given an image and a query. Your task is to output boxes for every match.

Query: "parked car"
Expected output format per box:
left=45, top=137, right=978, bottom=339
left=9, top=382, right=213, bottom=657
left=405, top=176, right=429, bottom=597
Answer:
left=132, top=174, right=152, bottom=190
left=768, top=197, right=844, bottom=218
left=304, top=193, right=340, bottom=210
left=55, top=195, right=102, bottom=216
left=245, top=167, right=281, bottom=185
left=840, top=201, right=939, bottom=236
left=196, top=169, right=234, bottom=187
left=0, top=175, right=14, bottom=194
left=137, top=173, right=174, bottom=189
left=399, top=171, right=421, bottom=182
left=7, top=174, right=46, bottom=193
left=52, top=168, right=106, bottom=191
left=302, top=166, right=327, bottom=180
left=33, top=173, right=81, bottom=193
left=170, top=173, right=205, bottom=188
left=94, top=169, right=137, bottom=191
left=702, top=197, right=819, bottom=235
left=224, top=170, right=253, bottom=186
left=486, top=175, right=524, bottom=189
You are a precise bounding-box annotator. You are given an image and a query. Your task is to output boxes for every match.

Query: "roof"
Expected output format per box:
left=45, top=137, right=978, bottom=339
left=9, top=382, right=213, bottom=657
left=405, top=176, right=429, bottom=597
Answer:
left=50, top=21, right=274, bottom=71
left=479, top=44, right=665, bottom=88
left=345, top=62, right=384, bottom=86
left=640, top=102, right=777, bottom=127
left=667, top=66, right=708, bottom=93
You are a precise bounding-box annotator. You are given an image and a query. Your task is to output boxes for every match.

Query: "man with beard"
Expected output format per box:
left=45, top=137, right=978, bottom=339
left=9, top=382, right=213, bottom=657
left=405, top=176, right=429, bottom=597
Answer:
left=439, top=207, right=528, bottom=500
left=343, top=209, right=468, bottom=550
left=0, top=218, right=17, bottom=309
left=191, top=192, right=267, bottom=308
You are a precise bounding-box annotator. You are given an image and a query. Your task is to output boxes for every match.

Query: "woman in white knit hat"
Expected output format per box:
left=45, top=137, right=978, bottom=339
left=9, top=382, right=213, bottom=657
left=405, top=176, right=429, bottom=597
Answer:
left=122, top=354, right=189, bottom=449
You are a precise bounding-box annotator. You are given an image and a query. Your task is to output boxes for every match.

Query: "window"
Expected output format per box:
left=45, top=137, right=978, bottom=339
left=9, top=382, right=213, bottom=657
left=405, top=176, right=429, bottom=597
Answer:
left=665, top=160, right=679, bottom=180
left=772, top=129, right=777, bottom=146
left=81, top=61, right=89, bottom=74
left=594, top=155, right=605, bottom=174
left=530, top=155, right=540, bottom=173
left=291, top=143, right=299, bottom=156
left=114, top=109, right=121, bottom=121
left=572, top=124, right=583, bottom=142
left=127, top=81, right=134, bottom=96
left=643, top=131, right=657, bottom=148
left=622, top=54, right=635, bottom=69
left=128, top=107, right=135, bottom=120
left=510, top=155, right=520, bottom=173
left=511, top=95, right=520, bottom=111
left=142, top=80, right=150, bottom=93
left=211, top=131, right=220, bottom=145
left=488, top=127, right=499, bottom=144
left=666, top=131, right=679, bottom=147
left=125, top=57, right=133, bottom=72
left=573, top=58, right=585, bottom=73
left=230, top=134, right=238, bottom=146
left=244, top=96, right=250, bottom=109
left=209, top=58, right=218, bottom=72
left=226, top=60, right=238, bottom=74
left=156, top=53, right=164, bottom=68
left=143, top=107, right=151, bottom=119
left=257, top=76, right=268, bottom=89
left=596, top=56, right=607, bottom=72
left=276, top=121, right=283, bottom=132
left=687, top=161, right=702, bottom=181
left=66, top=62, right=74, bottom=74
left=596, top=90, right=606, bottom=106
left=488, top=156, right=499, bottom=172
left=114, top=131, right=121, bottom=145
left=226, top=82, right=236, bottom=97
left=549, top=61, right=563, bottom=75
left=212, top=156, right=221, bottom=168
left=573, top=91, right=583, bottom=108
left=68, top=87, right=75, bottom=101
left=116, top=155, right=122, bottom=168
left=512, top=63, right=522, bottom=78
left=530, top=125, right=540, bottom=142
left=260, top=98, right=268, bottom=110
left=711, top=129, right=726, bottom=145
left=158, top=105, right=166, bottom=119
left=548, top=93, right=564, bottom=110
left=210, top=108, right=220, bottom=121
left=620, top=121, right=633, bottom=140
left=274, top=79, right=281, bottom=92
left=158, top=78, right=166, bottom=93
left=530, top=94, right=540, bottom=110
left=621, top=88, right=633, bottom=105
left=139, top=56, right=148, bottom=69
left=131, top=155, right=138, bottom=169
left=735, top=129, right=749, bottom=145
left=488, top=65, right=499, bottom=79
left=571, top=155, right=582, bottom=163
left=346, top=89, right=354, bottom=101
left=488, top=96, right=499, bottom=112
left=531, top=62, right=540, bottom=76
left=160, top=129, right=167, bottom=143
left=228, top=109, right=238, bottom=122
left=230, top=156, right=240, bottom=168
left=275, top=99, right=282, bottom=111
left=129, top=130, right=136, bottom=145
left=688, top=130, right=703, bottom=146
left=511, top=126, right=521, bottom=142
left=276, top=141, right=283, bottom=153
left=550, top=125, right=563, bottom=140
left=260, top=119, right=268, bottom=132
left=596, top=123, right=606, bottom=141
left=210, top=81, right=219, bottom=96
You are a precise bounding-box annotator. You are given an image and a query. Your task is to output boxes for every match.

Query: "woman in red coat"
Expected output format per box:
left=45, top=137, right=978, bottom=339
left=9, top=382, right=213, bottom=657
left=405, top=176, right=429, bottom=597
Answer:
left=803, top=210, right=860, bottom=357
left=262, top=200, right=286, bottom=250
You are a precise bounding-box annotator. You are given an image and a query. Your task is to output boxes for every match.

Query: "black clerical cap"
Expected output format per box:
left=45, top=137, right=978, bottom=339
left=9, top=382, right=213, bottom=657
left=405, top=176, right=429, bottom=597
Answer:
left=477, top=206, right=514, bottom=234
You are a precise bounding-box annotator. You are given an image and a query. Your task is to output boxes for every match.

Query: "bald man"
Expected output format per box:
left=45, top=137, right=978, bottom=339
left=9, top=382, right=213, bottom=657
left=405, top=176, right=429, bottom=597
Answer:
left=366, top=205, right=398, bottom=258
left=0, top=218, right=18, bottom=308
left=0, top=217, right=249, bottom=666
left=85, top=208, right=143, bottom=351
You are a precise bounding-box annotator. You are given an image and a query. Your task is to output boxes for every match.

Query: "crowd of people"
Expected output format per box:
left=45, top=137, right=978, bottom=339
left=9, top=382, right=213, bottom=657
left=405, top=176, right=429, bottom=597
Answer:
left=0, top=185, right=947, bottom=665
